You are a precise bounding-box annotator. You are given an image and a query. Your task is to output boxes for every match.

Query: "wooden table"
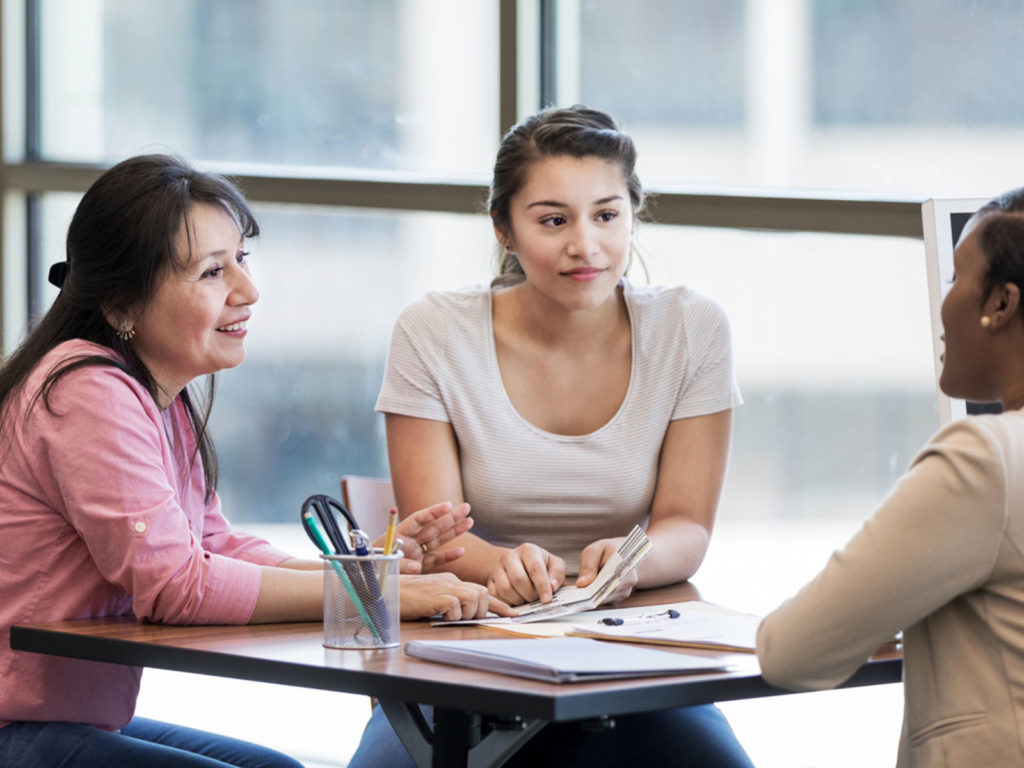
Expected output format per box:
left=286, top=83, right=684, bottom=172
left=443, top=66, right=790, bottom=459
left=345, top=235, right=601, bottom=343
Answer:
left=10, top=583, right=901, bottom=768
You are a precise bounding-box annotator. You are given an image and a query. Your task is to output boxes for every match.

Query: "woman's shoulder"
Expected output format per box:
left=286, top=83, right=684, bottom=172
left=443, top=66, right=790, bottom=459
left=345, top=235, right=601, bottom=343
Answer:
left=624, top=281, right=730, bottom=329
left=394, top=285, right=491, bottom=329
left=915, top=412, right=1024, bottom=489
left=28, top=339, right=148, bottom=406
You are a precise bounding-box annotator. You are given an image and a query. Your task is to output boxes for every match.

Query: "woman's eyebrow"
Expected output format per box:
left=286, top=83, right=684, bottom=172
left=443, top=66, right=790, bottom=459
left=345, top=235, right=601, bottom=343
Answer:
left=526, top=194, right=624, bottom=210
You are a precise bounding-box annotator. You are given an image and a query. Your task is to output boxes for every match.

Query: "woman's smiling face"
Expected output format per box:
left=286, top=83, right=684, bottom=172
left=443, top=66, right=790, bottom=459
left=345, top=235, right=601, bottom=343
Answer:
left=130, top=203, right=259, bottom=405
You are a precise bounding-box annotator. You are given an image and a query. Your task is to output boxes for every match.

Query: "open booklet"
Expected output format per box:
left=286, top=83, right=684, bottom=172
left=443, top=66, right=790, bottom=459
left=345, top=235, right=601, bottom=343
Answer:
left=434, top=525, right=653, bottom=626
left=404, top=636, right=732, bottom=683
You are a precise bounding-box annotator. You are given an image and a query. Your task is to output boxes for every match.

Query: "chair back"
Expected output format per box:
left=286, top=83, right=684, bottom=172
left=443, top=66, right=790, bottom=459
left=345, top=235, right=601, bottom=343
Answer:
left=340, top=475, right=396, bottom=540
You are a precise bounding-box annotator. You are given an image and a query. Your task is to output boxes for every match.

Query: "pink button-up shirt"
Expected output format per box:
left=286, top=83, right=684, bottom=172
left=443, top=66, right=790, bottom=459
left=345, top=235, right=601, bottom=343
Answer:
left=0, top=340, right=291, bottom=730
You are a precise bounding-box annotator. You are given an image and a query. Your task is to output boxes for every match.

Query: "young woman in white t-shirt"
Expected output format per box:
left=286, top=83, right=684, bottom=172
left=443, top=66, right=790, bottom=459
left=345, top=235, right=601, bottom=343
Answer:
left=351, top=106, right=753, bottom=768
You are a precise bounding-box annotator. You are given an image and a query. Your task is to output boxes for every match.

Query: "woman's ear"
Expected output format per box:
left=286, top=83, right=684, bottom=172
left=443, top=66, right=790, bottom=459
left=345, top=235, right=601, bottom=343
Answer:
left=492, top=220, right=514, bottom=253
left=101, top=305, right=136, bottom=335
left=986, top=282, right=1021, bottom=331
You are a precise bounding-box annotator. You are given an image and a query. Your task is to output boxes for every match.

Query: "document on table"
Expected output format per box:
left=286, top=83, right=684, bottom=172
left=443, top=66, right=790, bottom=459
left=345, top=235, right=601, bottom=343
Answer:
left=404, top=636, right=732, bottom=683
left=567, top=601, right=761, bottom=653
left=434, top=525, right=653, bottom=626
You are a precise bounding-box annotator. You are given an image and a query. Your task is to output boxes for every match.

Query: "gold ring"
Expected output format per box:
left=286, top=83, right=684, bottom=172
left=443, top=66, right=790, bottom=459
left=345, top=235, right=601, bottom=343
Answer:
left=421, top=543, right=429, bottom=554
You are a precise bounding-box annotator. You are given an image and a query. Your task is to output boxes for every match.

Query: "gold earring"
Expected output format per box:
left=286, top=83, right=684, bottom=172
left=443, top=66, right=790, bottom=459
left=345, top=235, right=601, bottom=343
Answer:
left=981, top=316, right=992, bottom=328
left=116, top=322, right=136, bottom=341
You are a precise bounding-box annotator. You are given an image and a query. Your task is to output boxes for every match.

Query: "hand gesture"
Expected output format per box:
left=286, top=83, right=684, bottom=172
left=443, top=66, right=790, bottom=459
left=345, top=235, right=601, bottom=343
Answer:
left=487, top=543, right=566, bottom=606
left=376, top=501, right=473, bottom=574
left=576, top=537, right=638, bottom=604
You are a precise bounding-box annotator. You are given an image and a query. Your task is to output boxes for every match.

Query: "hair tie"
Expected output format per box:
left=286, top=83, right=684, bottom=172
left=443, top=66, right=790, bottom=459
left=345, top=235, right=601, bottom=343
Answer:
left=48, top=261, right=70, bottom=289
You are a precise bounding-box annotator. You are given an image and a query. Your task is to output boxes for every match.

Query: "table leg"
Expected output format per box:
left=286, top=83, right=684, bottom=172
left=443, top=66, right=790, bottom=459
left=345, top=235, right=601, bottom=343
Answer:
left=378, top=699, right=548, bottom=768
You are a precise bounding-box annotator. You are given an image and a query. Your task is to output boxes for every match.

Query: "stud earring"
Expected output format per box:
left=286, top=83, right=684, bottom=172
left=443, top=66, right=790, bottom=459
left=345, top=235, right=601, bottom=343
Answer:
left=116, top=322, right=136, bottom=341
left=981, top=316, right=992, bottom=328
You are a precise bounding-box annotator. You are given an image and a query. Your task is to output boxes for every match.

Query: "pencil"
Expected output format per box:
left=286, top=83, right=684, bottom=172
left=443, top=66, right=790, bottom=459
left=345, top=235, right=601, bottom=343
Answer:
left=383, top=506, right=399, bottom=555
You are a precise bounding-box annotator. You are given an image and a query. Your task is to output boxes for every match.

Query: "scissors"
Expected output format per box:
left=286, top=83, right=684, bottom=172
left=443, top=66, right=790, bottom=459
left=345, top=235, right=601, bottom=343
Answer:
left=300, top=493, right=360, bottom=555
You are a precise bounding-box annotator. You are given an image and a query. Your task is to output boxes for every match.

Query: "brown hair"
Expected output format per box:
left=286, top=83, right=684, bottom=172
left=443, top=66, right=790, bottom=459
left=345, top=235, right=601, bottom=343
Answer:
left=0, top=154, right=258, bottom=499
left=487, top=105, right=646, bottom=277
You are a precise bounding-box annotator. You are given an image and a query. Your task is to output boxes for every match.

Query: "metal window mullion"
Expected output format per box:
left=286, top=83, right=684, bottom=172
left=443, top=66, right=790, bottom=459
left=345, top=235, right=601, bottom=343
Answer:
left=0, top=161, right=925, bottom=238
left=539, top=0, right=555, bottom=108
left=24, top=0, right=42, bottom=329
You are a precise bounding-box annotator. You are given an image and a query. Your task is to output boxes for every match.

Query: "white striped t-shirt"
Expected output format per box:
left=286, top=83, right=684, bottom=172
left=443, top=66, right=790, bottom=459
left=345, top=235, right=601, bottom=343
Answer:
left=376, top=279, right=742, bottom=574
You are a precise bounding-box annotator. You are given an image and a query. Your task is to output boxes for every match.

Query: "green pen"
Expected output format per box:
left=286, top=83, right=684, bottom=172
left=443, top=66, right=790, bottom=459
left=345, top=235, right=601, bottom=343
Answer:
left=302, top=511, right=382, bottom=642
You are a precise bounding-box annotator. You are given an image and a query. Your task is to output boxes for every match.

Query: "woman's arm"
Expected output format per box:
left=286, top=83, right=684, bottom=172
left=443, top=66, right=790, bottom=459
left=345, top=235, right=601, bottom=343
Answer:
left=385, top=413, right=566, bottom=604
left=249, top=568, right=513, bottom=623
left=576, top=408, right=733, bottom=595
left=757, top=419, right=1005, bottom=691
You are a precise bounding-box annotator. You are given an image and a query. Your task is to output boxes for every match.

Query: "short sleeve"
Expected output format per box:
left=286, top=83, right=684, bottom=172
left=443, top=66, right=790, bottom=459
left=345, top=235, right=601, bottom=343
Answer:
left=375, top=296, right=451, bottom=422
left=672, top=294, right=742, bottom=420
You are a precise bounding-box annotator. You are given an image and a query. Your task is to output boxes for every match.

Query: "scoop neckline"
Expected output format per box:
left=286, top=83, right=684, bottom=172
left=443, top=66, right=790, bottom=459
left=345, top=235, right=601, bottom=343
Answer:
left=484, top=280, right=637, bottom=442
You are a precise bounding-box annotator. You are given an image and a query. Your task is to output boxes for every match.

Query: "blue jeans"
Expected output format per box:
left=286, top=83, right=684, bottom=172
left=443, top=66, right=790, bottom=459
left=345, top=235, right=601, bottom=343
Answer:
left=348, top=702, right=755, bottom=768
left=0, top=717, right=305, bottom=768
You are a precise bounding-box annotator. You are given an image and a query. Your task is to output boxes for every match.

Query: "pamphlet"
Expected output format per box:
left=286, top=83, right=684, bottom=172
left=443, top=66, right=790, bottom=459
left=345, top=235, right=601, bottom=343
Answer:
left=435, top=525, right=652, bottom=626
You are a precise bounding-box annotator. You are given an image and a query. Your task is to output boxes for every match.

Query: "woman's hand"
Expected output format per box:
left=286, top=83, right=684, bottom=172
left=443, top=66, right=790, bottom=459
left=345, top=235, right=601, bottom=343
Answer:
left=399, top=573, right=515, bottom=621
left=576, top=537, right=638, bottom=604
left=374, top=501, right=474, bottom=574
left=486, top=543, right=566, bottom=606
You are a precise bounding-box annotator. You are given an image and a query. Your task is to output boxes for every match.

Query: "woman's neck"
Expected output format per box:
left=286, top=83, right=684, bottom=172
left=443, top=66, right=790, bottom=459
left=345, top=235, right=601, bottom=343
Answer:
left=494, top=281, right=628, bottom=350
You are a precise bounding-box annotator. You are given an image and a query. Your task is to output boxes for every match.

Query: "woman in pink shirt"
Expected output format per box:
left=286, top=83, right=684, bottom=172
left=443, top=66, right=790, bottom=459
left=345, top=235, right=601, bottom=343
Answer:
left=0, top=154, right=508, bottom=768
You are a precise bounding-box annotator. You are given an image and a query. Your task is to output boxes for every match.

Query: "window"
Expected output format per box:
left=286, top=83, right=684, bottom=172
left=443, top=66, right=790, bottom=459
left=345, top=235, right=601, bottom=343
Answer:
left=39, top=0, right=499, bottom=174
left=574, top=0, right=1024, bottom=195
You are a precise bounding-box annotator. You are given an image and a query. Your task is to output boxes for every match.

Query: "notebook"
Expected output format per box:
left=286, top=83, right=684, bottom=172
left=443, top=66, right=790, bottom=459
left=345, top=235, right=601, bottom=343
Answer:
left=404, top=636, right=732, bottom=683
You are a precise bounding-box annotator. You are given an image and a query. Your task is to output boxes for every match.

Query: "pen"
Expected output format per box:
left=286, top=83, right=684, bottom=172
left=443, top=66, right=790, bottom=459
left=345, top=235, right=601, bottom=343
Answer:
left=600, top=609, right=680, bottom=627
left=302, top=511, right=382, bottom=642
left=350, top=529, right=390, bottom=640
left=383, top=507, right=398, bottom=555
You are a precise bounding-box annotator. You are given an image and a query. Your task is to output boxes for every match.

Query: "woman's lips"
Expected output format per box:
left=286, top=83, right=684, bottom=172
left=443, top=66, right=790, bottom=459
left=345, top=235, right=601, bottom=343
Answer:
left=562, top=267, right=605, bottom=282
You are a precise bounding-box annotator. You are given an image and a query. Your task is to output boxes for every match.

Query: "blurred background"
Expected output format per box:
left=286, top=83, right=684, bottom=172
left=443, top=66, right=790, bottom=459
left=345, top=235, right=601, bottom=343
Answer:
left=3, top=1, right=1022, bottom=765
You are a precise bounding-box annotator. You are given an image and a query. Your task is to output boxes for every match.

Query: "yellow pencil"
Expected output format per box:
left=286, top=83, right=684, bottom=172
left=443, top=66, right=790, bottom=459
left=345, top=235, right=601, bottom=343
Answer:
left=383, top=506, right=399, bottom=554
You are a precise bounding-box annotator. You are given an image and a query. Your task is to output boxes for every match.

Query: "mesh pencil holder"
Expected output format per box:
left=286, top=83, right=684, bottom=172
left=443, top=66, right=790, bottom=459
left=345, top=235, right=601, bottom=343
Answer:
left=321, top=551, right=400, bottom=649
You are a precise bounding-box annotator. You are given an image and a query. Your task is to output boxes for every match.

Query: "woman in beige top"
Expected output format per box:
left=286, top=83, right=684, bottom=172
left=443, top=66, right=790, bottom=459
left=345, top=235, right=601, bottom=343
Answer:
left=758, top=186, right=1024, bottom=767
left=351, top=106, right=753, bottom=768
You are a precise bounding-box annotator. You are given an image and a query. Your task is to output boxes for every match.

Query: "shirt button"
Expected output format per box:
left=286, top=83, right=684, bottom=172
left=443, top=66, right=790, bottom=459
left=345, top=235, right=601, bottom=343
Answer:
left=134, top=521, right=147, bottom=533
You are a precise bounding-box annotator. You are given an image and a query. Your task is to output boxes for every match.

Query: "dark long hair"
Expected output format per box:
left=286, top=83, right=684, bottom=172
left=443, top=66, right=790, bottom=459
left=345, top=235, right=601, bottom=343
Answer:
left=973, top=188, right=1024, bottom=318
left=487, top=105, right=646, bottom=277
left=0, top=154, right=259, bottom=500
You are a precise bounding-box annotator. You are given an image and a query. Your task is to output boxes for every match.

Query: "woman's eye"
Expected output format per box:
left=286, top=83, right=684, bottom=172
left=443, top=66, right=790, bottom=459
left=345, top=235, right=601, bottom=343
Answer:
left=238, top=250, right=250, bottom=264
left=202, top=266, right=223, bottom=279
left=597, top=210, right=618, bottom=222
left=541, top=215, right=566, bottom=227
